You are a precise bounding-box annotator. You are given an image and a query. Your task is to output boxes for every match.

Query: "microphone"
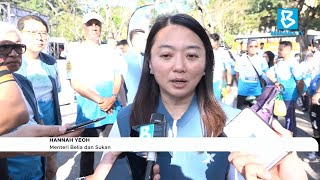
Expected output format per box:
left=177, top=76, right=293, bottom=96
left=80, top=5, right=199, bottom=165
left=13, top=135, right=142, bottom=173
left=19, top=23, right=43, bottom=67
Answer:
left=136, top=113, right=167, bottom=180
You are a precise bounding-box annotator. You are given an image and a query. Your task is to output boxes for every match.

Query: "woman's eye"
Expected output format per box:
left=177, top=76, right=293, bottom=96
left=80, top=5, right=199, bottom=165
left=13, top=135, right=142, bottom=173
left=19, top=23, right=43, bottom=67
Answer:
left=160, top=54, right=172, bottom=59
left=187, top=54, right=199, bottom=59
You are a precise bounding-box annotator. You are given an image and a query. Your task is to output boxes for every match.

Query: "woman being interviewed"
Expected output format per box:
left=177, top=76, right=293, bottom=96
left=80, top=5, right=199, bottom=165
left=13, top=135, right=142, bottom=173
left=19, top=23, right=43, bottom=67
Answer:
left=109, top=14, right=307, bottom=179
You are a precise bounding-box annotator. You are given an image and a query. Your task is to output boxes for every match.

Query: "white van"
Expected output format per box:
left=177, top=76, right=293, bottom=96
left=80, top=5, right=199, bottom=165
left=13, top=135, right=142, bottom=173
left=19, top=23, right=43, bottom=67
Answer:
left=48, top=37, right=68, bottom=60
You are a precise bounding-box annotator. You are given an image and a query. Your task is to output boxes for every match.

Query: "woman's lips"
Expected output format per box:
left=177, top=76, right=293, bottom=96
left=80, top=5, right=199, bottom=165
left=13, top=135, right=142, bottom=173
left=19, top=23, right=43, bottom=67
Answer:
left=171, top=79, right=188, bottom=88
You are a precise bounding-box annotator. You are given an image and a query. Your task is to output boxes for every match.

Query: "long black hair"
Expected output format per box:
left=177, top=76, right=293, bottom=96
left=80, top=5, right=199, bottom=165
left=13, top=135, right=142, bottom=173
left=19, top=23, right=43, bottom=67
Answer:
left=264, top=51, right=275, bottom=67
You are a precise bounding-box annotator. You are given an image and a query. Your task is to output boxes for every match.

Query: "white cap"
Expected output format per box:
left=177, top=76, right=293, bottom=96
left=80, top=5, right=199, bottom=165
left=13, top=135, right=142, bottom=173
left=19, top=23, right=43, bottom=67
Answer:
left=82, top=12, right=103, bottom=24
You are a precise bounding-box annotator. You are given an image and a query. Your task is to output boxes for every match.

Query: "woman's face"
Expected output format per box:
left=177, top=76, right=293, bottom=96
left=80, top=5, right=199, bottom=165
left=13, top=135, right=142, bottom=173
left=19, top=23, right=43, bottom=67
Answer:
left=0, top=31, right=23, bottom=72
left=263, top=53, right=269, bottom=63
left=149, top=24, right=206, bottom=99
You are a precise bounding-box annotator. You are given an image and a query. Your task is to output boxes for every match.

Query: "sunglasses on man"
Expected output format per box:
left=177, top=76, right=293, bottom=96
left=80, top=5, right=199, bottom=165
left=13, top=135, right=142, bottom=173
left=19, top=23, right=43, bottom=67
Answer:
left=0, top=44, right=27, bottom=56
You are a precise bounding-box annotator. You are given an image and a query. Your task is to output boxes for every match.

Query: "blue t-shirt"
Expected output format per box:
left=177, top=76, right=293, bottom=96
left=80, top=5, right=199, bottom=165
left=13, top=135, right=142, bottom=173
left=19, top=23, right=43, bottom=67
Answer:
left=212, top=48, right=232, bottom=101
left=122, top=49, right=143, bottom=104
left=75, top=82, right=122, bottom=127
left=300, top=60, right=320, bottom=95
left=230, top=60, right=236, bottom=76
left=69, top=43, right=123, bottom=127
left=8, top=111, right=43, bottom=180
left=309, top=74, right=320, bottom=96
left=308, top=59, right=320, bottom=95
left=265, top=66, right=275, bottom=87
left=269, top=58, right=303, bottom=101
left=8, top=155, right=43, bottom=180
left=16, top=53, right=61, bottom=125
left=235, top=55, right=269, bottom=96
left=213, top=48, right=231, bottom=83
left=111, top=96, right=241, bottom=179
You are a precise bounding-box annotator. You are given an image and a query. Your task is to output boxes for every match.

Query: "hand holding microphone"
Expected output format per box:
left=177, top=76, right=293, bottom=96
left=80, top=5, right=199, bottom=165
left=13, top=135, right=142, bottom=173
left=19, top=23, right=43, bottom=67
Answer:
left=105, top=113, right=165, bottom=180
left=137, top=113, right=167, bottom=180
left=90, top=112, right=165, bottom=180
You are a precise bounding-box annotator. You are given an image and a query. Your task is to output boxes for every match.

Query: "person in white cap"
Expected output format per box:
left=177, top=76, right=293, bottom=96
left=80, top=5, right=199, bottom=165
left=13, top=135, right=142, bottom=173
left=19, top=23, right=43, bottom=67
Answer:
left=67, top=11, right=126, bottom=177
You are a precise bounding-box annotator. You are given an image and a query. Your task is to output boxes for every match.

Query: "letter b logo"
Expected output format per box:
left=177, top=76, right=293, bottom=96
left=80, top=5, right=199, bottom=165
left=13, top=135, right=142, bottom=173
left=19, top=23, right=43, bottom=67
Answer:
left=277, top=8, right=298, bottom=30
left=139, top=124, right=155, bottom=138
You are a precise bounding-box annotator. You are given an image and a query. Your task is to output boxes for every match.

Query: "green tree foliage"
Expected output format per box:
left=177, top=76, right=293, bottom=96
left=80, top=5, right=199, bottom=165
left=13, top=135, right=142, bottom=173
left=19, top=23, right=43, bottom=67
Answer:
left=6, top=0, right=83, bottom=41
left=45, top=0, right=84, bottom=41
left=137, top=0, right=148, bottom=7
left=104, top=6, right=132, bottom=41
left=190, top=0, right=320, bottom=51
left=7, top=0, right=319, bottom=52
left=10, top=0, right=48, bottom=14
left=296, top=0, right=320, bottom=52
left=192, top=0, right=253, bottom=46
left=6, top=0, right=134, bottom=42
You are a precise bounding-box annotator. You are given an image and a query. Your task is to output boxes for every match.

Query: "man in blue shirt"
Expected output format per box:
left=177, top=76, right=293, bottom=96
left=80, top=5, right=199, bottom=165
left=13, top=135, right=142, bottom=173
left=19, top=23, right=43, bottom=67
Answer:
left=15, top=14, right=62, bottom=180
left=121, top=29, right=146, bottom=104
left=303, top=49, right=320, bottom=162
left=116, top=40, right=129, bottom=56
left=209, top=33, right=233, bottom=101
left=303, top=71, right=320, bottom=162
left=235, top=39, right=269, bottom=109
left=16, top=15, right=62, bottom=126
left=267, top=41, right=303, bottom=136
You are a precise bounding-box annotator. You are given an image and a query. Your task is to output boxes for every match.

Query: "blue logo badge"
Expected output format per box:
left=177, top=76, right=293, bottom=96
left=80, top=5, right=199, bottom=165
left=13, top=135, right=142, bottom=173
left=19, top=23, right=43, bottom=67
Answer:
left=277, top=8, right=298, bottom=30
left=139, top=124, right=155, bottom=138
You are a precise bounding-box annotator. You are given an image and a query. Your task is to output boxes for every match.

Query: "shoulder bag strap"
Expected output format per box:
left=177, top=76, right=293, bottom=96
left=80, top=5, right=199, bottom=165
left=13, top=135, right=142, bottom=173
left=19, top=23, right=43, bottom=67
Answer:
left=247, top=55, right=265, bottom=88
left=246, top=55, right=261, bottom=77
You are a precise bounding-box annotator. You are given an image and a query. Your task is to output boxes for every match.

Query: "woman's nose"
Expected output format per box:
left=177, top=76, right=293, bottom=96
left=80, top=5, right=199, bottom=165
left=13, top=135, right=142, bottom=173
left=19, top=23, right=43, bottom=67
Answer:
left=172, top=54, right=186, bottom=73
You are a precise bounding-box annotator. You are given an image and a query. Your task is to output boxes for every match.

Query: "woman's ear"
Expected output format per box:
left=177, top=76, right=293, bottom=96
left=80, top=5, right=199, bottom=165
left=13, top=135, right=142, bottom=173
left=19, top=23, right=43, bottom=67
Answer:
left=149, top=63, right=153, bottom=74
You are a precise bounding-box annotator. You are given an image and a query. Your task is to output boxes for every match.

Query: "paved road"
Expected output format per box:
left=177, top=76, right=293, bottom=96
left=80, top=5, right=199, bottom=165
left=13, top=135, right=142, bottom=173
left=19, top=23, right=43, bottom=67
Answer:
left=55, top=102, right=104, bottom=180
left=291, top=108, right=320, bottom=180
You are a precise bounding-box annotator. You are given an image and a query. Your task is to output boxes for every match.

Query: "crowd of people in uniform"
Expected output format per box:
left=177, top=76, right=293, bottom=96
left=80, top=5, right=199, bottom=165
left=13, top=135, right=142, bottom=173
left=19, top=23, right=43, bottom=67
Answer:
left=0, top=10, right=316, bottom=180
